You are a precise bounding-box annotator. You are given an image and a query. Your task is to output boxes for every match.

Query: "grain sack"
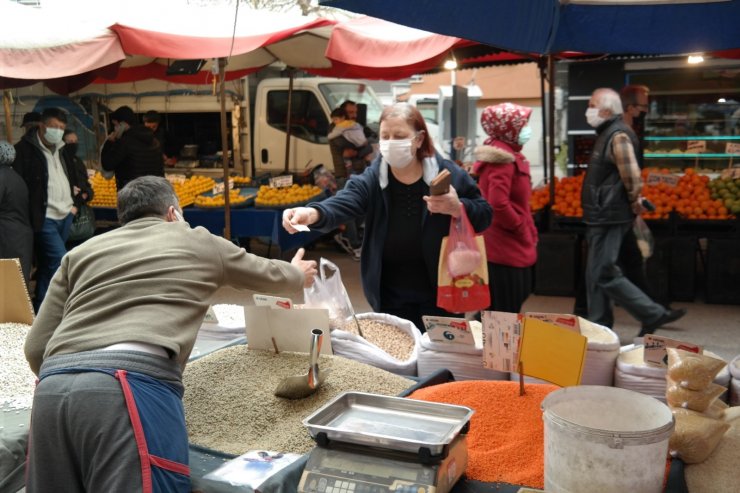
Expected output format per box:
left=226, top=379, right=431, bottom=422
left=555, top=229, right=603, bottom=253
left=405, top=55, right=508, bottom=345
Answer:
left=330, top=312, right=420, bottom=376
left=730, top=355, right=740, bottom=380
left=508, top=319, right=619, bottom=386
left=671, top=401, right=728, bottom=421
left=615, top=345, right=730, bottom=403
left=418, top=321, right=509, bottom=381
left=0, top=323, right=35, bottom=410
left=685, top=409, right=740, bottom=493
left=667, top=348, right=726, bottom=391
left=669, top=413, right=730, bottom=464
left=731, top=378, right=740, bottom=407
left=666, top=377, right=727, bottom=412
left=183, top=346, right=413, bottom=456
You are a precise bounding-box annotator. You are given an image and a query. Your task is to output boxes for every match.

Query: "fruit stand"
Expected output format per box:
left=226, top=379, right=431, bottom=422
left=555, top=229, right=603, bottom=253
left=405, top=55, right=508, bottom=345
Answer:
left=530, top=167, right=740, bottom=305
left=89, top=174, right=327, bottom=257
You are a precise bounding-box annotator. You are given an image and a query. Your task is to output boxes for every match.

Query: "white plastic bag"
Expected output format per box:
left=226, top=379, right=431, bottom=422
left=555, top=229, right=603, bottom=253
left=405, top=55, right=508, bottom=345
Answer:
left=302, top=257, right=355, bottom=327
left=633, top=216, right=654, bottom=259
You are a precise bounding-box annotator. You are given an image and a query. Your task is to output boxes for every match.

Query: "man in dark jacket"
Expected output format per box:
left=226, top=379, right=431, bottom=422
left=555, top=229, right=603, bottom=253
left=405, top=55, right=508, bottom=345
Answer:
left=143, top=110, right=180, bottom=165
left=12, top=108, right=81, bottom=311
left=101, top=106, right=164, bottom=191
left=582, top=88, right=685, bottom=337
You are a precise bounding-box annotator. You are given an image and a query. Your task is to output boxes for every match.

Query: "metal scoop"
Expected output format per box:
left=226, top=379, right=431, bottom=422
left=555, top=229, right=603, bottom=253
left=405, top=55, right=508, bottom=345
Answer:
left=274, top=329, right=329, bottom=399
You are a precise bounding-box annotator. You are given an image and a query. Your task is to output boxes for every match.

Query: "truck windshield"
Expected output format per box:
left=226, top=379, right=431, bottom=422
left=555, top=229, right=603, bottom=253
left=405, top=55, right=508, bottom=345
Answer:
left=319, top=83, right=383, bottom=130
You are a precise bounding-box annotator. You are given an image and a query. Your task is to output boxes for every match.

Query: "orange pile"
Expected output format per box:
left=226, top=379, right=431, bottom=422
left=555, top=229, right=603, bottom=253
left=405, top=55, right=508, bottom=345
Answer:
left=549, top=175, right=584, bottom=217
left=641, top=168, right=732, bottom=220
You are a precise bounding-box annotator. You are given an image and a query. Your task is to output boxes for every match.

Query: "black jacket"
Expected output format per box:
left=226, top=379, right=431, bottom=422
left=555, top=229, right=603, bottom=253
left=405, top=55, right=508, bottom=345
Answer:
left=12, top=129, right=81, bottom=232
left=0, top=163, right=34, bottom=281
left=309, top=153, right=492, bottom=311
left=62, top=149, right=94, bottom=205
left=101, top=124, right=164, bottom=191
left=581, top=117, right=635, bottom=226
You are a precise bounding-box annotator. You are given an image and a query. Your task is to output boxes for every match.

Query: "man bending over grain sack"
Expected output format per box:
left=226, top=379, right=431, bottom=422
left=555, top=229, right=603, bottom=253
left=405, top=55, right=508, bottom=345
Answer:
left=24, top=175, right=318, bottom=493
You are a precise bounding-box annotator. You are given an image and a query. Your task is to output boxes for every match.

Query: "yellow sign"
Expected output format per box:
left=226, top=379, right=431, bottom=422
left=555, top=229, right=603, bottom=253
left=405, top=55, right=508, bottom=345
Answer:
left=517, top=317, right=587, bottom=387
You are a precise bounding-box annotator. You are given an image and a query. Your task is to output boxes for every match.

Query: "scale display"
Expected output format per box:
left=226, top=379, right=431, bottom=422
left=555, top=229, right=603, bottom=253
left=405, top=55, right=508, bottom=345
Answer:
left=298, top=436, right=467, bottom=493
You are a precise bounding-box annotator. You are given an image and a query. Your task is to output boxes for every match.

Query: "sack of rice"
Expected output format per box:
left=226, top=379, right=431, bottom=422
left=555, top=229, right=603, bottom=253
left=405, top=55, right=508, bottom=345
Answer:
left=615, top=345, right=730, bottom=402
left=0, top=323, right=35, bottom=411
left=669, top=412, right=730, bottom=464
left=667, top=348, right=726, bottom=391
left=330, top=312, right=420, bottom=376
left=666, top=377, right=727, bottom=412
left=418, top=321, right=508, bottom=381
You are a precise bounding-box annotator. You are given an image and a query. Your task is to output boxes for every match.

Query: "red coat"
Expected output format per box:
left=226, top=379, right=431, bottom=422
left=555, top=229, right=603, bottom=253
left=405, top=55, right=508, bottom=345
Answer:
left=473, top=142, right=538, bottom=267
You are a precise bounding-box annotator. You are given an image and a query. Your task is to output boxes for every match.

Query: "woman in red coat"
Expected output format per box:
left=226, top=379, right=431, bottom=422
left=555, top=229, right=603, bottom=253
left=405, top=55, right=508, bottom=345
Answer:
left=473, top=103, right=538, bottom=313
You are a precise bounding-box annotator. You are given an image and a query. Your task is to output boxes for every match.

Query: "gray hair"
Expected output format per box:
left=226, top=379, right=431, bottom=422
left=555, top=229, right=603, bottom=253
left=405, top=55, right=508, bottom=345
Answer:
left=592, top=88, right=623, bottom=116
left=117, top=176, right=180, bottom=225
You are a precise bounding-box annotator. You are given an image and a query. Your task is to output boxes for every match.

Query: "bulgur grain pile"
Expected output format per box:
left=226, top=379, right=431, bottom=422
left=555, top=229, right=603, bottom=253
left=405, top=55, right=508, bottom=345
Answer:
left=0, top=323, right=35, bottom=410
left=183, top=346, right=414, bottom=455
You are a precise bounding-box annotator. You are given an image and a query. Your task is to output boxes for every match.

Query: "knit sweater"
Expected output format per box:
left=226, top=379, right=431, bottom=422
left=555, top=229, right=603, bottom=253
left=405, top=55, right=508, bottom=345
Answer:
left=25, top=217, right=305, bottom=375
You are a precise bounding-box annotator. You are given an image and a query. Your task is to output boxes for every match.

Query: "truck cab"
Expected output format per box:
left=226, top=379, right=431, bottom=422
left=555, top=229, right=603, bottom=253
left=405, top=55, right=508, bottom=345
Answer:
left=252, top=77, right=383, bottom=175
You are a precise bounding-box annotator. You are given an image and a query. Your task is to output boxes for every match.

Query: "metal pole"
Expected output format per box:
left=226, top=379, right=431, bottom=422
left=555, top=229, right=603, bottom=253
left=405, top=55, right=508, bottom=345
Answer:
left=283, top=68, right=294, bottom=174
left=3, top=90, right=13, bottom=142
left=219, top=57, right=231, bottom=240
left=538, top=58, right=548, bottom=182
left=547, top=55, right=557, bottom=207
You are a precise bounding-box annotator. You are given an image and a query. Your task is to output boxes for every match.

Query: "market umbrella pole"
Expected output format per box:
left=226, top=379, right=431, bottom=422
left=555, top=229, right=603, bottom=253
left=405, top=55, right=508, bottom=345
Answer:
left=283, top=68, right=295, bottom=174
left=219, top=57, right=231, bottom=239
left=538, top=58, right=548, bottom=182
left=547, top=55, right=556, bottom=207
left=3, top=90, right=12, bottom=142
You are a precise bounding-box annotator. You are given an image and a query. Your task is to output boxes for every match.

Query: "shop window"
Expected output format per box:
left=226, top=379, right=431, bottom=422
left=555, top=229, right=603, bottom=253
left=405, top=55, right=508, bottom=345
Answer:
left=266, top=90, right=329, bottom=144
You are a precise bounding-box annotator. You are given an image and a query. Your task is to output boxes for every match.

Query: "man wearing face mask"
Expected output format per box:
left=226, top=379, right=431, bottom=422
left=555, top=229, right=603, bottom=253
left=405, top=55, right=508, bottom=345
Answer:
left=473, top=103, right=538, bottom=313
left=283, top=103, right=492, bottom=332
left=12, top=107, right=81, bottom=311
left=582, top=88, right=685, bottom=337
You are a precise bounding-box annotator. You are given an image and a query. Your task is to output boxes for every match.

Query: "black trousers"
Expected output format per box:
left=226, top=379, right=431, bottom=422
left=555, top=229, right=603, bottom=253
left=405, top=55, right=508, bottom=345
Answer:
left=487, top=262, right=533, bottom=314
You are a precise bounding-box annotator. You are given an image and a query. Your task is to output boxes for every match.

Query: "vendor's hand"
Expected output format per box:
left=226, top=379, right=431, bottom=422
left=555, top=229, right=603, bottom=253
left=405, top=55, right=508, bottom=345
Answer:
left=71, top=206, right=78, bottom=216
left=73, top=186, right=81, bottom=196
left=106, top=131, right=118, bottom=142
left=291, top=248, right=318, bottom=288
left=282, top=207, right=319, bottom=234
left=423, top=185, right=462, bottom=217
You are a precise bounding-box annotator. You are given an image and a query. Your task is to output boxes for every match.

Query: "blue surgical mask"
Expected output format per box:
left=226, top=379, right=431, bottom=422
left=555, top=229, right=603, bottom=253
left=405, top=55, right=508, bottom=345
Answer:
left=44, top=127, right=64, bottom=145
left=518, top=126, right=532, bottom=146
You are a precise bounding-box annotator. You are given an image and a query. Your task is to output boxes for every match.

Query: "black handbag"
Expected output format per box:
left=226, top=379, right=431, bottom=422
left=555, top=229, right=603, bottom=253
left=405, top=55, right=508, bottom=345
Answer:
left=68, top=204, right=96, bottom=242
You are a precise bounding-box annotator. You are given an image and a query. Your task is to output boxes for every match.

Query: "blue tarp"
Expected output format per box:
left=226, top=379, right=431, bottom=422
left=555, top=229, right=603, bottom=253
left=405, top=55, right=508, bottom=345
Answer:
left=321, top=0, right=740, bottom=55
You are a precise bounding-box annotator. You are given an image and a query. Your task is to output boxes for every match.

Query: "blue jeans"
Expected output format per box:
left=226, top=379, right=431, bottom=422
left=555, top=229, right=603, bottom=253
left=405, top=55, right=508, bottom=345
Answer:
left=34, top=214, right=73, bottom=312
left=586, top=222, right=665, bottom=328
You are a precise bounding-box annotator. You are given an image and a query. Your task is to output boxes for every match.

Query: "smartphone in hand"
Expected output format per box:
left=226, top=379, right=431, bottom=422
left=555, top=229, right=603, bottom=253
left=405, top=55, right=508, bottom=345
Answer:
left=430, top=169, right=451, bottom=196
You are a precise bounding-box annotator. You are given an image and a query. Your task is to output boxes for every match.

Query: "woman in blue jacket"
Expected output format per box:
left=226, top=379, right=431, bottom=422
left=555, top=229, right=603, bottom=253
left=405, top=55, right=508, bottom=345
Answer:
left=283, top=103, right=492, bottom=331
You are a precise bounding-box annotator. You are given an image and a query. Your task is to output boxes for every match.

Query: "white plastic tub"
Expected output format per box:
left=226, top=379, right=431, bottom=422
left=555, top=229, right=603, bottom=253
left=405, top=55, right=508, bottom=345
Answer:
left=542, top=385, right=674, bottom=493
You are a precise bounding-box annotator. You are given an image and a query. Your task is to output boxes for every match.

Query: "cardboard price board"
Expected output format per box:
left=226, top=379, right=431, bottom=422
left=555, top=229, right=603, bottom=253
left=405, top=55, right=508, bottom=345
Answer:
left=422, top=315, right=475, bottom=346
left=646, top=172, right=680, bottom=188
left=517, top=317, right=587, bottom=387
left=524, top=312, right=580, bottom=333
left=269, top=175, right=293, bottom=188
left=0, top=259, right=34, bottom=325
left=482, top=311, right=522, bottom=373
left=686, top=140, right=707, bottom=153
left=244, top=306, right=331, bottom=355
left=643, top=334, right=702, bottom=367
left=253, top=294, right=293, bottom=310
left=726, top=142, right=740, bottom=155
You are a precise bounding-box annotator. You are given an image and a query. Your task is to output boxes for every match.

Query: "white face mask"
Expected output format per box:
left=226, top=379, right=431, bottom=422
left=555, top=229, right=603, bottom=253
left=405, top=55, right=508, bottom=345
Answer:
left=44, top=127, right=64, bottom=145
left=173, top=208, right=185, bottom=222
left=585, top=108, right=606, bottom=128
left=518, top=126, right=532, bottom=146
left=379, top=138, right=415, bottom=169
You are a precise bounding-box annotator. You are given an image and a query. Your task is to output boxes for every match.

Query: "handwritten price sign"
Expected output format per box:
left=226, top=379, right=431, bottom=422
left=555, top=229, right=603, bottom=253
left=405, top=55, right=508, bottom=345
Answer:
left=726, top=142, right=740, bottom=155
left=686, top=140, right=707, bottom=153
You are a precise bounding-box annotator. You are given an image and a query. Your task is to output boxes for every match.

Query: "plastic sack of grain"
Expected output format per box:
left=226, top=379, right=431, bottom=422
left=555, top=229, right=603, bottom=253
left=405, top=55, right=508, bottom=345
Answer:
left=509, top=318, right=619, bottom=386
left=666, top=377, right=727, bottom=412
left=330, top=312, right=420, bottom=376
left=667, top=348, right=726, bottom=391
left=669, top=413, right=730, bottom=464
left=418, top=321, right=508, bottom=381
left=685, top=406, right=740, bottom=492
left=615, top=345, right=730, bottom=403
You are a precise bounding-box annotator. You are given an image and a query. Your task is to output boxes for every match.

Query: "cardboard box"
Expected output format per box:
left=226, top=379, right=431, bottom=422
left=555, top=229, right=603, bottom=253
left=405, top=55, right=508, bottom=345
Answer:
left=0, top=259, right=34, bottom=325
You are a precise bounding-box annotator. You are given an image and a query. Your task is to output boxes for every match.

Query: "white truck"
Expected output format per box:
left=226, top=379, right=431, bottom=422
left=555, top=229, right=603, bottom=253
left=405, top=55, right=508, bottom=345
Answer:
left=10, top=74, right=385, bottom=177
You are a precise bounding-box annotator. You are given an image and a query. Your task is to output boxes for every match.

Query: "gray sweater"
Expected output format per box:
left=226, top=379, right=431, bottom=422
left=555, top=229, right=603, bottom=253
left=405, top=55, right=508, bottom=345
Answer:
left=25, top=217, right=305, bottom=374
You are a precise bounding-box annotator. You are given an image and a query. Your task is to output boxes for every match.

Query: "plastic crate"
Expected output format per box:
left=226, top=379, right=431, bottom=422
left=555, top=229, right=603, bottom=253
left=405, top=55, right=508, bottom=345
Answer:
left=705, top=239, right=740, bottom=305
left=534, top=233, right=581, bottom=296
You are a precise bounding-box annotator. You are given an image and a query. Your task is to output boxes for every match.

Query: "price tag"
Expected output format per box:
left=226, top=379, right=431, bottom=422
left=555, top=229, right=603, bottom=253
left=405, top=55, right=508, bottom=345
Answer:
left=253, top=294, right=293, bottom=310
left=646, top=173, right=663, bottom=186
left=422, top=316, right=475, bottom=346
left=524, top=312, right=580, bottom=333
left=726, top=142, right=740, bottom=155
left=686, top=140, right=707, bottom=153
left=643, top=334, right=702, bottom=367
left=167, top=174, right=187, bottom=185
left=212, top=182, right=226, bottom=194
left=662, top=174, right=680, bottom=187
left=481, top=311, right=522, bottom=373
left=269, top=175, right=293, bottom=188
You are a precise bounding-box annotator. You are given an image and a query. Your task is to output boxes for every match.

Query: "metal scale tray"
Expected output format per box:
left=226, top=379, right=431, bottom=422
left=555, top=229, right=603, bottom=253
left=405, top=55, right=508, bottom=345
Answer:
left=303, top=392, right=473, bottom=462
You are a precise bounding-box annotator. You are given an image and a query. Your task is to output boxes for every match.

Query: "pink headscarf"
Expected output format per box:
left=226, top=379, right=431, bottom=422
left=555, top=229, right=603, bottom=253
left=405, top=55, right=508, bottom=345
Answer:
left=480, top=103, right=532, bottom=149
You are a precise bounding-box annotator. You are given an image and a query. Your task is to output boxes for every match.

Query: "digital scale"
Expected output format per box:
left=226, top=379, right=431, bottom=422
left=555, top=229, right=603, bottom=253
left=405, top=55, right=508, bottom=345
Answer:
left=298, top=392, right=473, bottom=493
left=298, top=435, right=467, bottom=493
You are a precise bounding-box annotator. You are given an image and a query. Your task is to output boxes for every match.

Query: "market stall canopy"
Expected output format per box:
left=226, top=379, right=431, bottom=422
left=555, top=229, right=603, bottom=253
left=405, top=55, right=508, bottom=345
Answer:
left=0, top=2, right=125, bottom=93
left=321, top=0, right=740, bottom=55
left=105, top=11, right=473, bottom=83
